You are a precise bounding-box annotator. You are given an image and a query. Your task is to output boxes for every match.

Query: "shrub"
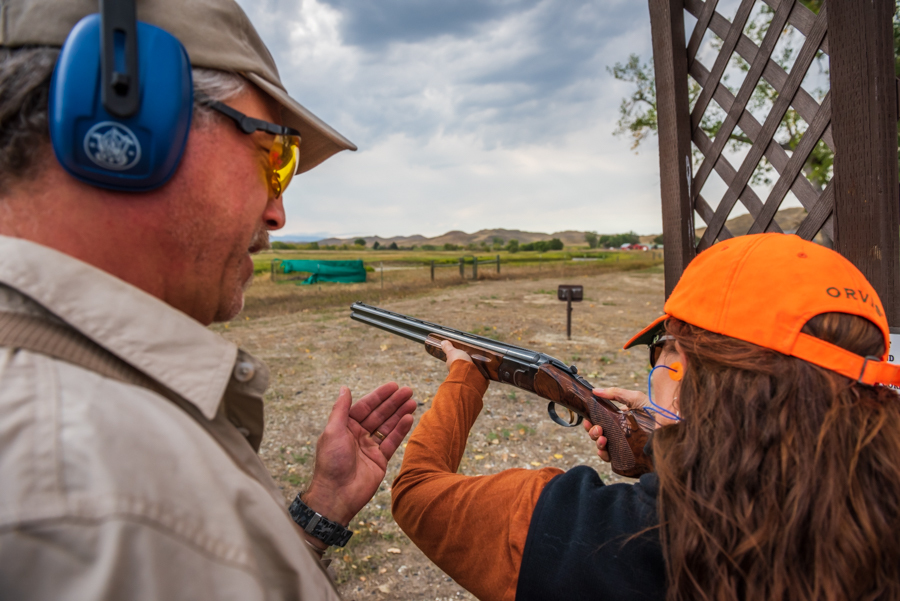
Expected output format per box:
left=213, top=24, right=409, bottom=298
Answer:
left=598, top=231, right=639, bottom=249
left=521, top=240, right=550, bottom=252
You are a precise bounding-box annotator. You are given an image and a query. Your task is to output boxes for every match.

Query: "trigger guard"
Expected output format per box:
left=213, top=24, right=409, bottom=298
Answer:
left=548, top=402, right=583, bottom=428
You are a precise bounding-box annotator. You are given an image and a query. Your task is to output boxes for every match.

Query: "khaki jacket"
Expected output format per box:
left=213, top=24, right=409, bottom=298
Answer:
left=0, top=236, right=340, bottom=600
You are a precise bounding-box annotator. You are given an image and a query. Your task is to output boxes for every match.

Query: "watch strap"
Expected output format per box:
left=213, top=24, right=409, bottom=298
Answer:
left=288, top=494, right=353, bottom=548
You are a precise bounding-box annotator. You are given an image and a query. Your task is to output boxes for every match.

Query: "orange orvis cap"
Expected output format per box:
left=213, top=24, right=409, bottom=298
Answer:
left=625, top=234, right=900, bottom=387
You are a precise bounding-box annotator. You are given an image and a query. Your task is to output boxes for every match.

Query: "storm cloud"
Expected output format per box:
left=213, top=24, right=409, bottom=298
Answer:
left=235, top=0, right=663, bottom=239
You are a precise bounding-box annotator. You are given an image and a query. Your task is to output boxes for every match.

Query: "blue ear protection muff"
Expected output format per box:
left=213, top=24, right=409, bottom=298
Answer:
left=49, top=0, right=193, bottom=191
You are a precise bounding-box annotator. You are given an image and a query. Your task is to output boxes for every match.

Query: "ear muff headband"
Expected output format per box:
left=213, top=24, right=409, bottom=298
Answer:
left=49, top=0, right=193, bottom=191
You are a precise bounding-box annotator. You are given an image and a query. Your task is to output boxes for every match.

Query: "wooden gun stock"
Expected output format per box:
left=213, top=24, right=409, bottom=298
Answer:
left=533, top=363, right=655, bottom=478
left=425, top=333, right=654, bottom=478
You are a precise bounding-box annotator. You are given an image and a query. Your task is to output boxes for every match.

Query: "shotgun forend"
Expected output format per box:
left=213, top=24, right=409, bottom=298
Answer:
left=349, top=302, right=656, bottom=478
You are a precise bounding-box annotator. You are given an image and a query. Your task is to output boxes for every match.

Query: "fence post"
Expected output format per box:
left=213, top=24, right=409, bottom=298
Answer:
left=496, top=254, right=500, bottom=274
left=473, top=258, right=478, bottom=280
left=431, top=260, right=435, bottom=282
left=828, top=0, right=900, bottom=326
left=649, top=0, right=695, bottom=299
left=270, top=260, right=275, bottom=282
left=459, top=257, right=464, bottom=278
left=380, top=261, right=384, bottom=290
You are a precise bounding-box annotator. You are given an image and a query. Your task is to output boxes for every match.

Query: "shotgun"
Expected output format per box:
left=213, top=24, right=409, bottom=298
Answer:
left=350, top=302, right=656, bottom=478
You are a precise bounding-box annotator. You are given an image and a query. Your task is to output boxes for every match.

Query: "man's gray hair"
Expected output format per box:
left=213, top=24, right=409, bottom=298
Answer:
left=0, top=46, right=246, bottom=189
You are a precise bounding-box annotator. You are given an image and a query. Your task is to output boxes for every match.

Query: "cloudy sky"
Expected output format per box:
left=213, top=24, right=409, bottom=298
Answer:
left=235, top=0, right=663, bottom=239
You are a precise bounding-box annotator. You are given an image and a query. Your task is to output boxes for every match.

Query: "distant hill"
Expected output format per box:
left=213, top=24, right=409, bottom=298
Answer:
left=272, top=233, right=332, bottom=243
left=283, top=208, right=812, bottom=249
left=694, top=207, right=809, bottom=239
left=317, top=228, right=591, bottom=248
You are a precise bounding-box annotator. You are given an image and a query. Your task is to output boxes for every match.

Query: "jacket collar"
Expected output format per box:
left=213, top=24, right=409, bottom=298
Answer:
left=0, top=236, right=237, bottom=419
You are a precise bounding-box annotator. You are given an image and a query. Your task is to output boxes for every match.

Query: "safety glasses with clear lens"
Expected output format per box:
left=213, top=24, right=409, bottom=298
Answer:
left=207, top=100, right=301, bottom=198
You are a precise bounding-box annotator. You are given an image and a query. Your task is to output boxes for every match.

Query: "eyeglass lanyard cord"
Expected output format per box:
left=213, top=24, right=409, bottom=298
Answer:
left=647, top=365, right=682, bottom=422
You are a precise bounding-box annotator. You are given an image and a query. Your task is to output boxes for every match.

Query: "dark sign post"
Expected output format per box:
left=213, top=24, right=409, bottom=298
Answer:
left=557, top=285, right=583, bottom=340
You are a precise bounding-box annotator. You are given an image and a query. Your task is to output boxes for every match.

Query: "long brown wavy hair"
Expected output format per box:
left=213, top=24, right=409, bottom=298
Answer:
left=654, top=314, right=900, bottom=601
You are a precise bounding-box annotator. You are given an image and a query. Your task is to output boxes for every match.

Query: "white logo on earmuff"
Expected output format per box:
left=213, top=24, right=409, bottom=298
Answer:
left=84, top=121, right=142, bottom=171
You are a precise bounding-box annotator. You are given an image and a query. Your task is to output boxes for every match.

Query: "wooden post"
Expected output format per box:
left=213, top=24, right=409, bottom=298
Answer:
left=566, top=290, right=573, bottom=340
left=431, top=260, right=435, bottom=282
left=380, top=261, right=384, bottom=290
left=828, top=0, right=900, bottom=325
left=496, top=254, right=500, bottom=274
left=473, top=258, right=478, bottom=280
left=459, top=257, right=464, bottom=279
left=649, top=0, right=695, bottom=298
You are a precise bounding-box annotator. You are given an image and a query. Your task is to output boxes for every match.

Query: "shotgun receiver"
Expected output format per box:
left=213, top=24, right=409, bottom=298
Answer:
left=350, top=302, right=656, bottom=478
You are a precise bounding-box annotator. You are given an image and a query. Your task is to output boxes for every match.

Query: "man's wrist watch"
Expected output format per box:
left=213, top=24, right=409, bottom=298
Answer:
left=288, top=494, right=354, bottom=548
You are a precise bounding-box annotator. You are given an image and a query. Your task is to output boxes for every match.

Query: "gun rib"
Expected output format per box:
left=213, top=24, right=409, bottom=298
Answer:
left=350, top=302, right=540, bottom=362
left=349, top=312, right=429, bottom=344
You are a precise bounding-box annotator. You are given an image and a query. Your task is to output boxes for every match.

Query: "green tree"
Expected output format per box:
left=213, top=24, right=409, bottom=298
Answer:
left=307, top=242, right=319, bottom=250
left=373, top=241, right=381, bottom=250
left=388, top=242, right=399, bottom=250
left=548, top=238, right=564, bottom=251
left=443, top=243, right=459, bottom=251
left=598, top=231, right=640, bottom=249
left=506, top=239, right=519, bottom=253
left=609, top=0, right=835, bottom=189
left=584, top=231, right=599, bottom=249
left=521, top=240, right=551, bottom=252
left=354, top=238, right=366, bottom=247
left=653, top=234, right=664, bottom=245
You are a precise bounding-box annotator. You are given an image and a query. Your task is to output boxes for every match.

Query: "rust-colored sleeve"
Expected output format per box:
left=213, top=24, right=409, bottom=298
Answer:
left=391, top=361, right=563, bottom=601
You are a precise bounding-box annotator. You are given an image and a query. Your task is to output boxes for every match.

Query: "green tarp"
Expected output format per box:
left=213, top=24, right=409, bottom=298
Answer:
left=279, top=259, right=367, bottom=285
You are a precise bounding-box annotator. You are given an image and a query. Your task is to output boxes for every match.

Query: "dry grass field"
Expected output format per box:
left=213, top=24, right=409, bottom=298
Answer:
left=211, top=257, right=666, bottom=600
left=244, top=252, right=660, bottom=317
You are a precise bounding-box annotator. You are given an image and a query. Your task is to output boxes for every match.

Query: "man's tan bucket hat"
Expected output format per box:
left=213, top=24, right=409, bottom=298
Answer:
left=0, top=0, right=357, bottom=174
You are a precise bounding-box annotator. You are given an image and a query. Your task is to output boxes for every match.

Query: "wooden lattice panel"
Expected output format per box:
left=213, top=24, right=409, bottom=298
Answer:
left=683, top=0, right=834, bottom=251
left=650, top=0, right=900, bottom=321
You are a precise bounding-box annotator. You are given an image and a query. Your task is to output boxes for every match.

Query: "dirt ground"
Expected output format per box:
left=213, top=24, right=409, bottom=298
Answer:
left=212, top=265, right=666, bottom=600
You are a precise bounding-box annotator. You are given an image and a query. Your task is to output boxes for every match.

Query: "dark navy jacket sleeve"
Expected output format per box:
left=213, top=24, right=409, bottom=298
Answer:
left=516, top=467, right=666, bottom=601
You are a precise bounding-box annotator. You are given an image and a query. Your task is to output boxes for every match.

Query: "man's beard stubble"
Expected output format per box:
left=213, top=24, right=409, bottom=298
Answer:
left=242, top=225, right=271, bottom=293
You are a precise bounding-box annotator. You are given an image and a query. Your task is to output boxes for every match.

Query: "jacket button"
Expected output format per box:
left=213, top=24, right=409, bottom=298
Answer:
left=233, top=361, right=255, bottom=382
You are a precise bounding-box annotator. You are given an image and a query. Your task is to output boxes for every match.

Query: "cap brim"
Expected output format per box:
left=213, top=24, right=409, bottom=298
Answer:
left=624, top=314, right=668, bottom=349
left=245, top=72, right=357, bottom=175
